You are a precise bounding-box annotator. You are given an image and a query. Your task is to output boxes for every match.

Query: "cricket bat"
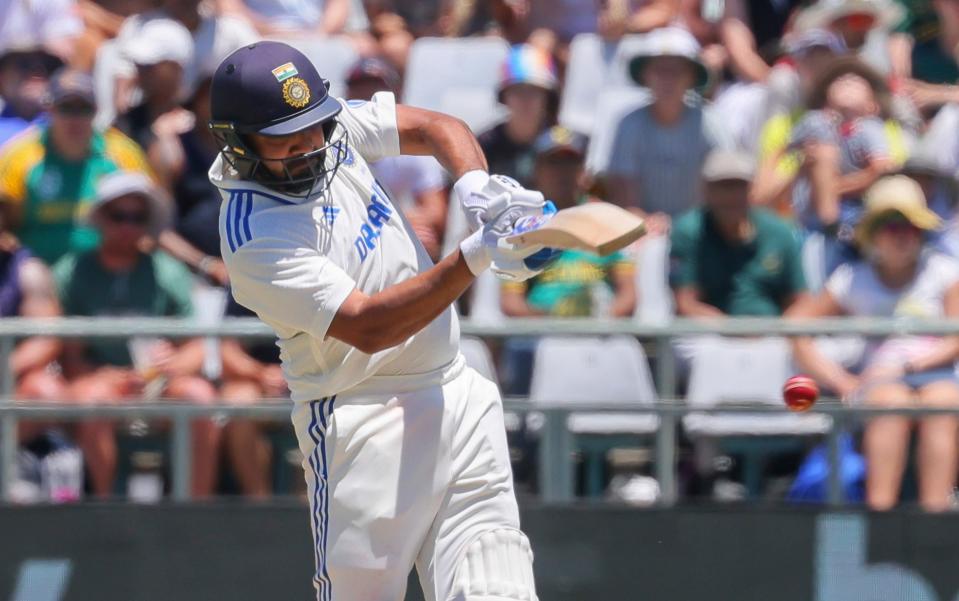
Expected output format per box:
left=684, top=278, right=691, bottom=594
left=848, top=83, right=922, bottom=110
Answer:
left=505, top=202, right=646, bottom=257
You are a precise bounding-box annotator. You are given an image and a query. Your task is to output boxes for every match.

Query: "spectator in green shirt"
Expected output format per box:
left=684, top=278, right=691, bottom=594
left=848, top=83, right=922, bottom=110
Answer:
left=54, top=171, right=220, bottom=499
left=890, top=0, right=959, bottom=84
left=670, top=150, right=808, bottom=319
left=500, top=127, right=636, bottom=401
left=0, top=69, right=154, bottom=265
left=502, top=126, right=637, bottom=318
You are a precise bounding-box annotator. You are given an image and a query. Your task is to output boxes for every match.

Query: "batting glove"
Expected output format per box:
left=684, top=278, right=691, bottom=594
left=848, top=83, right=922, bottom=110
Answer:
left=459, top=202, right=562, bottom=282
left=453, top=172, right=548, bottom=232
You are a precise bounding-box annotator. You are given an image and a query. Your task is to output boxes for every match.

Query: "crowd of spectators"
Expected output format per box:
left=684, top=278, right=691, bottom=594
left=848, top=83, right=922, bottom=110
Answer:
left=2, top=0, right=959, bottom=510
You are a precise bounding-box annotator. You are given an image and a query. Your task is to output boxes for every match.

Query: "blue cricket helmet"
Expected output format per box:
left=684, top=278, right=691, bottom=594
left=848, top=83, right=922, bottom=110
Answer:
left=209, top=41, right=348, bottom=197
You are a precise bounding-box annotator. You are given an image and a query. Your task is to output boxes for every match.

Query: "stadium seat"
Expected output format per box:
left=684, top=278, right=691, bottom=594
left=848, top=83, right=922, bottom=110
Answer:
left=683, top=337, right=832, bottom=497
left=469, top=270, right=506, bottom=325
left=92, top=39, right=123, bottom=129
left=634, top=235, right=673, bottom=324
left=559, top=33, right=647, bottom=135
left=289, top=37, right=360, bottom=99
left=529, top=336, right=659, bottom=496
left=191, top=283, right=228, bottom=381
left=402, top=37, right=511, bottom=133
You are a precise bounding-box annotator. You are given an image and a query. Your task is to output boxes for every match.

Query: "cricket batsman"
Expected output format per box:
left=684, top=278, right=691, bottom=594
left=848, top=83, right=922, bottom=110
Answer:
left=208, top=41, right=552, bottom=600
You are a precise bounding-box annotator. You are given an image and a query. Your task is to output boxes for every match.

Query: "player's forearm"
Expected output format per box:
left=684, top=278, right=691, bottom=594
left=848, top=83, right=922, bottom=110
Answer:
left=329, top=251, right=475, bottom=354
left=397, top=106, right=488, bottom=179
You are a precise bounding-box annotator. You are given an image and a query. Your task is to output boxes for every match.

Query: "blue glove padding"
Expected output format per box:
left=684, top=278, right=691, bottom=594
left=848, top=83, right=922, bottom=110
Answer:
left=521, top=201, right=561, bottom=271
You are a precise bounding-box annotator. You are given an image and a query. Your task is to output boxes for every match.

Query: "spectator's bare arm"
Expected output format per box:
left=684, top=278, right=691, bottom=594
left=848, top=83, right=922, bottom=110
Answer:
left=157, top=338, right=207, bottom=378
left=935, top=0, right=959, bottom=60
left=673, top=287, right=725, bottom=318
left=11, top=258, right=62, bottom=378
left=608, top=263, right=637, bottom=317
left=158, top=231, right=230, bottom=286
left=837, top=155, right=894, bottom=197
left=500, top=282, right=544, bottom=317
left=626, top=0, right=681, bottom=33
left=750, top=148, right=797, bottom=207
left=888, top=33, right=914, bottom=79
left=785, top=291, right=860, bottom=400
left=901, top=281, right=959, bottom=373
left=804, top=142, right=841, bottom=228
left=319, top=0, right=351, bottom=35
left=719, top=0, right=770, bottom=82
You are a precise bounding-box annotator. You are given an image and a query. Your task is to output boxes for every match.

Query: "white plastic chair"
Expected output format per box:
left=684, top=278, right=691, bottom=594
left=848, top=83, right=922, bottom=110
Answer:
left=469, top=270, right=506, bottom=325
left=191, top=283, right=228, bottom=382
left=559, top=33, right=647, bottom=135
left=93, top=40, right=123, bottom=129
left=634, top=235, right=673, bottom=324
left=529, top=336, right=659, bottom=435
left=289, top=37, right=360, bottom=99
left=683, top=337, right=831, bottom=437
left=402, top=37, right=510, bottom=132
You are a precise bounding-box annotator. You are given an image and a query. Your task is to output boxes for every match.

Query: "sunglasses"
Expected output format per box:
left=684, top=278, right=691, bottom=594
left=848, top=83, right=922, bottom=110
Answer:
left=873, top=214, right=919, bottom=236
left=105, top=210, right=149, bottom=226
left=54, top=102, right=95, bottom=117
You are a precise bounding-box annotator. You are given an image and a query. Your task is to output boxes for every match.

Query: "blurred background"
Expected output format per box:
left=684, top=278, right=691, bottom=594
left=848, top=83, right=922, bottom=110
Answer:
left=3, top=0, right=959, bottom=599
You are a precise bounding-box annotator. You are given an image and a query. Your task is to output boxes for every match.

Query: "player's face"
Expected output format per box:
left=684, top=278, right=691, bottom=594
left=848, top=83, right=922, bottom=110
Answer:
left=248, top=123, right=328, bottom=178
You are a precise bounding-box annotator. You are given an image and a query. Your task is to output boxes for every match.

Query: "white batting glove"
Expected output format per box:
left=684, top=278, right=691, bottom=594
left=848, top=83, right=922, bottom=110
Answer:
left=459, top=202, right=561, bottom=282
left=453, top=171, right=547, bottom=232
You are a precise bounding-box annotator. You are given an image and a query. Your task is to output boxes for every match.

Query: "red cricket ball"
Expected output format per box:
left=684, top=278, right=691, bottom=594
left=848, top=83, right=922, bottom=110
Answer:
left=783, top=375, right=819, bottom=412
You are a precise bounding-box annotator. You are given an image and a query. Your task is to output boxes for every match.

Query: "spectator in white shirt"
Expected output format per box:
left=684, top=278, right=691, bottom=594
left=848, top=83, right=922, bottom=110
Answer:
left=789, top=176, right=959, bottom=512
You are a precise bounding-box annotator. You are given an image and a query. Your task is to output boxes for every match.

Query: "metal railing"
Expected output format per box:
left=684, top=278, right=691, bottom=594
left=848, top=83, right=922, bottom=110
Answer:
left=2, top=316, right=959, bottom=504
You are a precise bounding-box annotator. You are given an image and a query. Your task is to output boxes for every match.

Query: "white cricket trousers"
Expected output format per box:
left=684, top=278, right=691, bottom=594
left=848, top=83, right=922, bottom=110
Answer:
left=291, top=359, right=536, bottom=601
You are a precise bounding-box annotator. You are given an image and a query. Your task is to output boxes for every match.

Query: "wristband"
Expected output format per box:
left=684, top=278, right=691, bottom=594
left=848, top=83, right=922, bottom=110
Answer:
left=452, top=170, right=489, bottom=207
left=198, top=255, right=215, bottom=275
left=459, top=229, right=490, bottom=275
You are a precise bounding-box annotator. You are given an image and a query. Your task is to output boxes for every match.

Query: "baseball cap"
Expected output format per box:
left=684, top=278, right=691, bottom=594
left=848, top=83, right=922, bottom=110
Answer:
left=499, top=44, right=558, bottom=93
left=88, top=171, right=171, bottom=236
left=123, top=18, right=194, bottom=68
left=48, top=68, right=95, bottom=106
left=346, top=57, right=400, bottom=91
left=702, top=150, right=756, bottom=183
left=856, top=175, right=941, bottom=247
left=533, top=126, right=587, bottom=159
left=210, top=41, right=342, bottom=137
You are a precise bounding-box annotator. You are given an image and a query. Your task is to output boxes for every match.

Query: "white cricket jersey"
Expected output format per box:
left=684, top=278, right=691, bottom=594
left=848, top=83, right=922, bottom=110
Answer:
left=210, top=92, right=460, bottom=403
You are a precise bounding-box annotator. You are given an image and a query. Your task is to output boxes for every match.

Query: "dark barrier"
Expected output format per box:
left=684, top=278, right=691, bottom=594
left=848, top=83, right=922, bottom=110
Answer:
left=3, top=503, right=959, bottom=601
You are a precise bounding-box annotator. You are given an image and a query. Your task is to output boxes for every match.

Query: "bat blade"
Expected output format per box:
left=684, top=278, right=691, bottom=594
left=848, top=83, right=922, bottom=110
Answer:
left=506, top=202, right=646, bottom=256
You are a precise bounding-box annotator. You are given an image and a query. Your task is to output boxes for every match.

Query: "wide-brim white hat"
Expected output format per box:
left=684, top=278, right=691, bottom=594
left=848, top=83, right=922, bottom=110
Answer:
left=795, top=0, right=904, bottom=32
